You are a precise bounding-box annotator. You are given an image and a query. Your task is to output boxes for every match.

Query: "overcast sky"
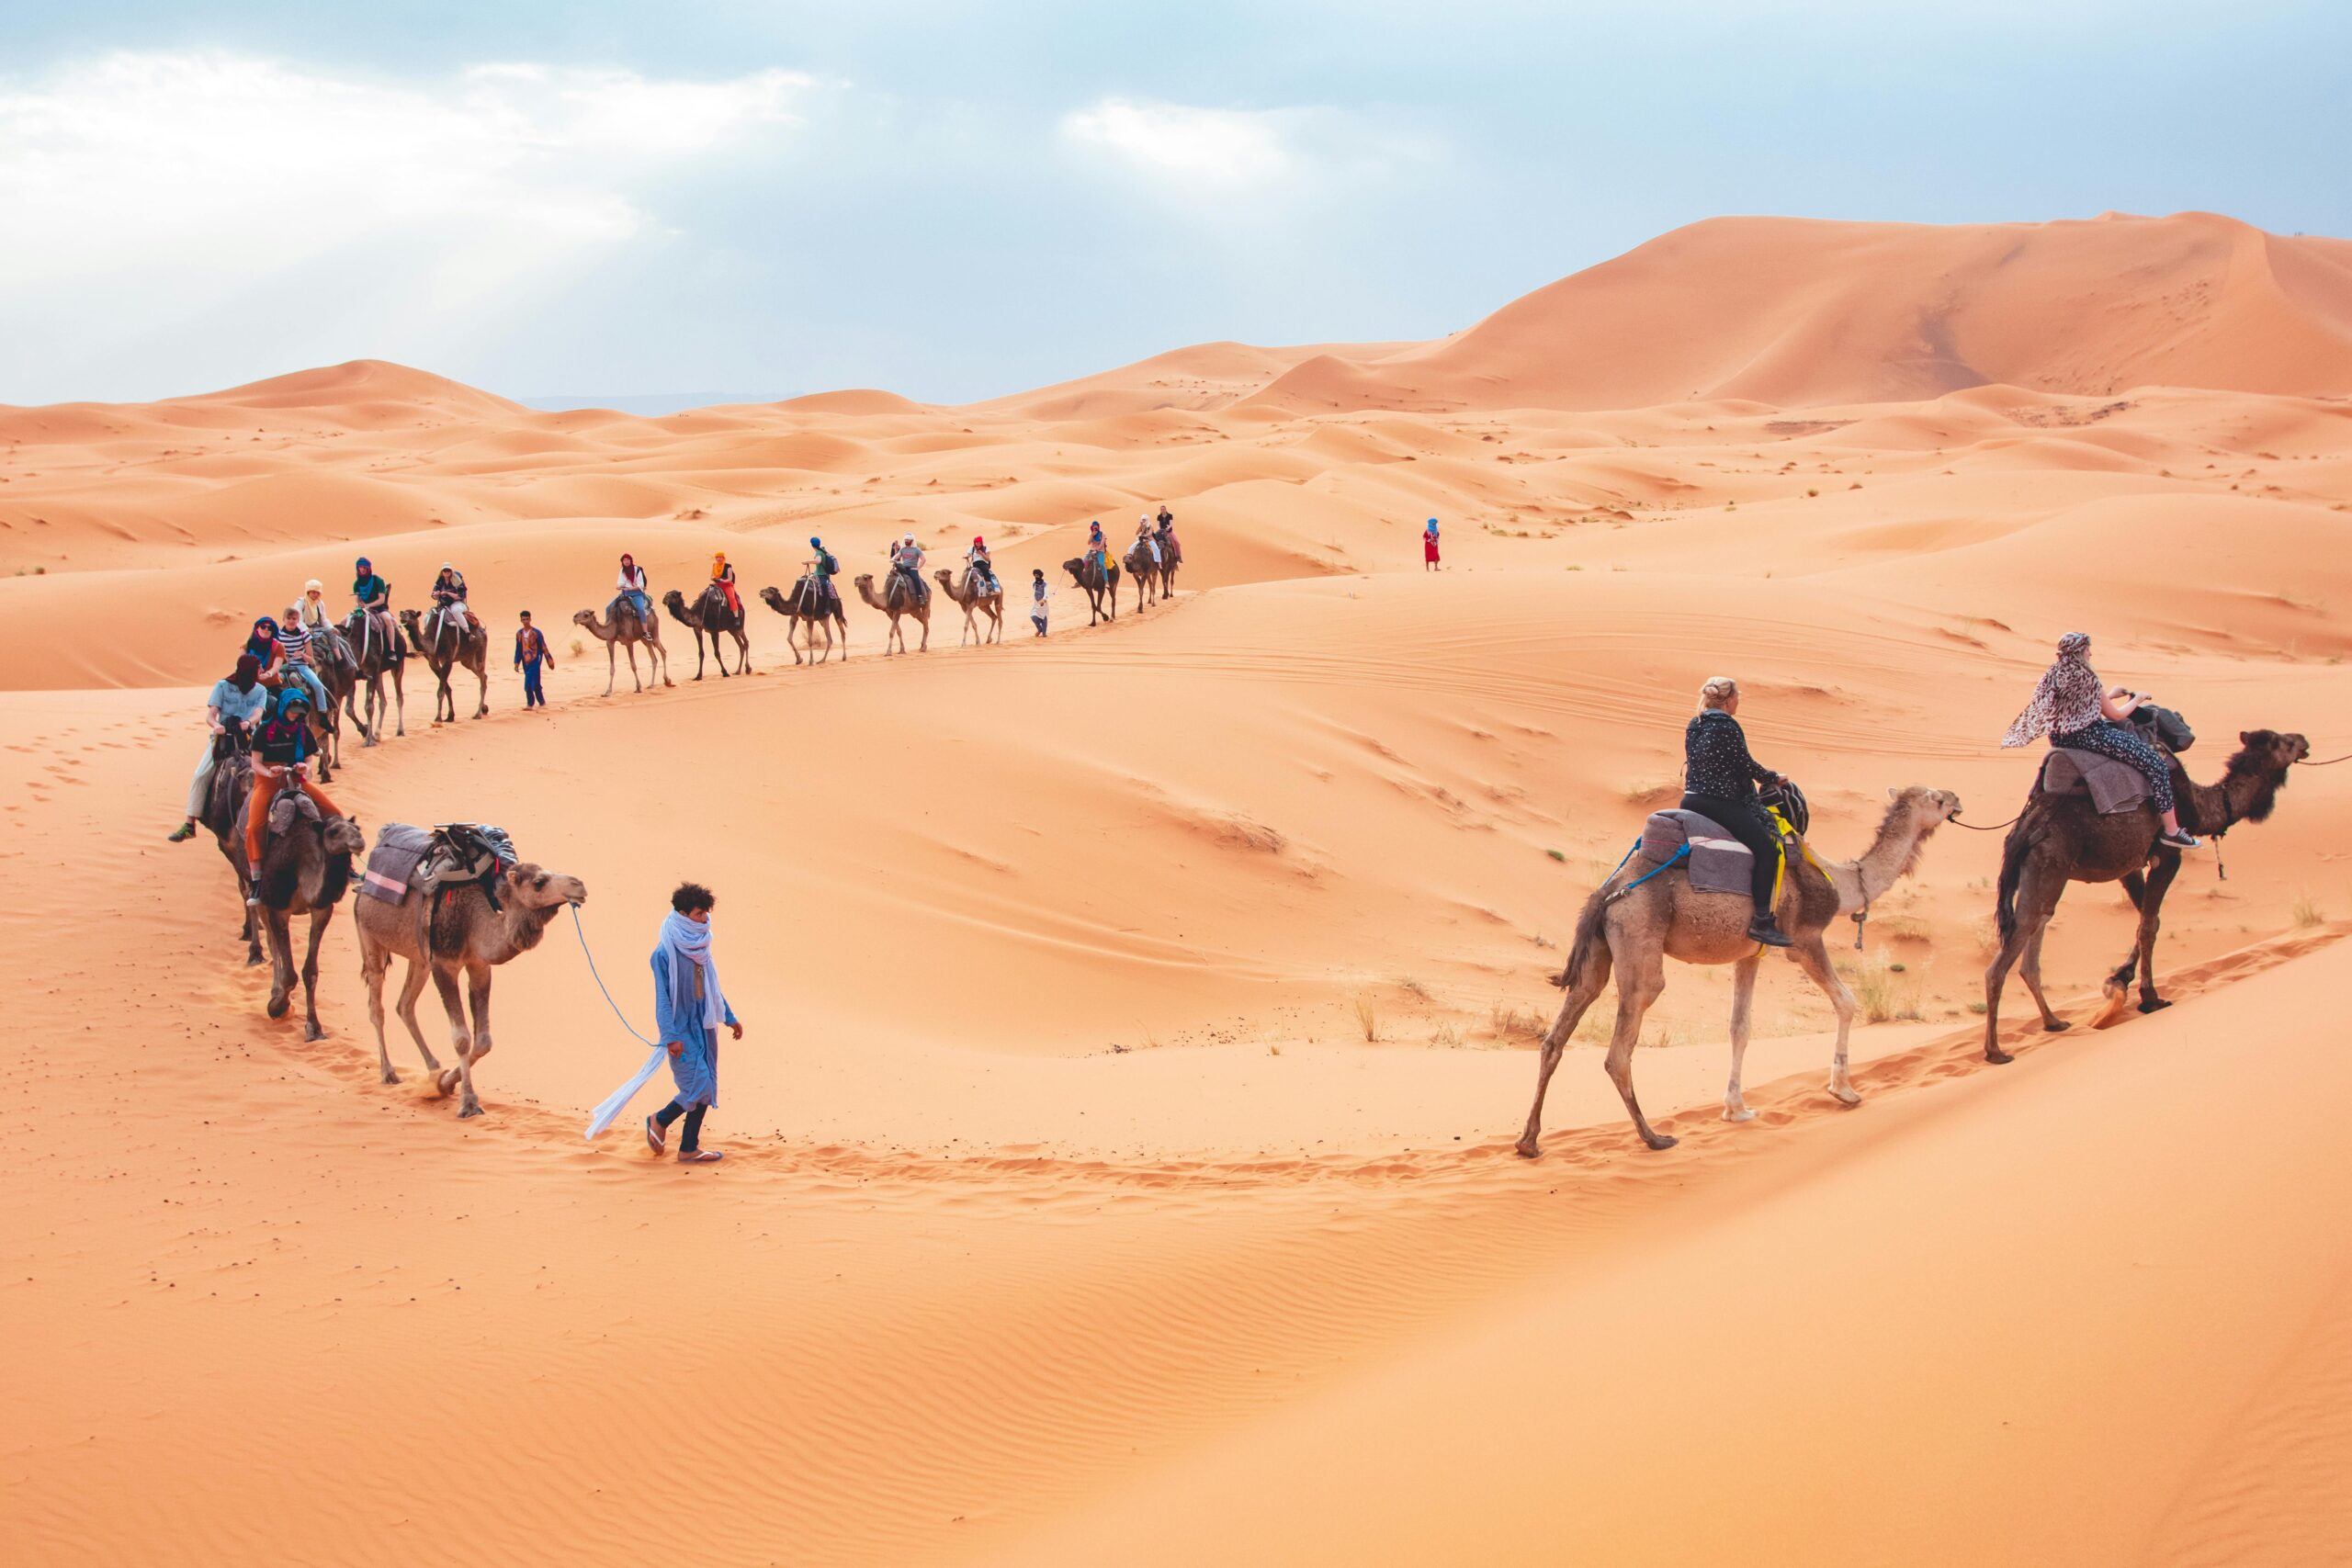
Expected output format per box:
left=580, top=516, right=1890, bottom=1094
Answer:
left=4, top=1, right=2345, bottom=407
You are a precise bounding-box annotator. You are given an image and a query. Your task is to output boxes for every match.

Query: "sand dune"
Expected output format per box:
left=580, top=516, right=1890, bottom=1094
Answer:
left=4, top=212, right=2350, bottom=1566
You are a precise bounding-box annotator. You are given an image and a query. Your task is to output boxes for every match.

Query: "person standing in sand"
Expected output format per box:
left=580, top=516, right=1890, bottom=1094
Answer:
left=513, top=611, right=554, bottom=708
left=1031, top=568, right=1049, bottom=637
left=1423, top=516, right=1441, bottom=571
left=644, top=882, right=743, bottom=1165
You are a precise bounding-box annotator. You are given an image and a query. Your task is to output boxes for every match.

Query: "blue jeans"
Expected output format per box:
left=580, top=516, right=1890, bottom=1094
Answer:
left=520, top=658, right=546, bottom=706
left=285, top=664, right=330, bottom=715
left=623, top=590, right=651, bottom=625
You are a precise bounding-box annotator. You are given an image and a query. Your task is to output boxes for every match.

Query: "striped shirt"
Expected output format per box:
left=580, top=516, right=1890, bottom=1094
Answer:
left=279, top=624, right=311, bottom=665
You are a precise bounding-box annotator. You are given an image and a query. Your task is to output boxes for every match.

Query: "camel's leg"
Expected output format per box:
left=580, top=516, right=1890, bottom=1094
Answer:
left=657, top=638, right=673, bottom=687
left=1514, top=944, right=1613, bottom=1158
left=390, top=660, right=405, bottom=737
left=473, top=661, right=489, bottom=718
left=456, top=961, right=492, bottom=1118
left=1723, top=952, right=1764, bottom=1121
left=692, top=630, right=706, bottom=681
left=1601, top=948, right=1673, bottom=1150
left=426, top=963, right=478, bottom=1113
left=2018, top=922, right=2068, bottom=1032
left=391, top=957, right=446, bottom=1083
left=264, top=907, right=296, bottom=1021
left=917, top=613, right=929, bottom=652
left=1788, top=935, right=1862, bottom=1106
left=834, top=614, right=848, bottom=660
left=2132, top=854, right=2182, bottom=1013
left=361, top=931, right=399, bottom=1082
left=1984, top=863, right=2064, bottom=1063
left=786, top=616, right=805, bottom=666
left=300, top=906, right=332, bottom=1042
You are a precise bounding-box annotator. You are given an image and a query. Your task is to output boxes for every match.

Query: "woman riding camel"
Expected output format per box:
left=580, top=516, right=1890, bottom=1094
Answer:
left=297, top=579, right=334, bottom=640
left=1085, top=519, right=1109, bottom=578
left=890, top=533, right=927, bottom=600
left=966, top=534, right=997, bottom=589
left=2003, top=632, right=2198, bottom=849
left=242, top=688, right=344, bottom=904
left=616, top=553, right=653, bottom=628
left=1135, top=514, right=1161, bottom=565
left=1682, top=676, right=1795, bottom=948
left=806, top=536, right=841, bottom=612
left=275, top=602, right=333, bottom=716
left=167, top=653, right=272, bottom=842
left=430, top=563, right=478, bottom=636
left=351, top=557, right=396, bottom=656
left=709, top=551, right=741, bottom=619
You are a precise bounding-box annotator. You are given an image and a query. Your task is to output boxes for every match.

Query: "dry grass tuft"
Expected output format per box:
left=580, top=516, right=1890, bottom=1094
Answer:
left=2291, top=891, right=2324, bottom=928
left=1351, top=992, right=1380, bottom=1043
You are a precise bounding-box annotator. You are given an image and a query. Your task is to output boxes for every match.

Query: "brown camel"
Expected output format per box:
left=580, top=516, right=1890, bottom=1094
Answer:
left=339, top=608, right=406, bottom=743
left=760, top=578, right=849, bottom=663
left=199, top=747, right=267, bottom=964
left=933, top=566, right=1005, bottom=646
left=1152, top=527, right=1182, bottom=596
left=1518, top=784, right=1962, bottom=1155
left=1122, top=538, right=1163, bottom=613
left=572, top=603, right=673, bottom=695
left=1062, top=554, right=1120, bottom=626
left=304, top=627, right=358, bottom=777
left=399, top=606, right=490, bottom=722
left=251, top=796, right=367, bottom=1041
left=854, top=570, right=932, bottom=655
left=662, top=584, right=752, bottom=679
left=1984, top=729, right=2307, bottom=1060
left=355, top=854, right=588, bottom=1119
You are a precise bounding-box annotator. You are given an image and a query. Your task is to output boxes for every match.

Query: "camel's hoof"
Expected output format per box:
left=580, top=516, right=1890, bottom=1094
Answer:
left=458, top=1101, right=484, bottom=1120
left=1513, top=1139, right=1540, bottom=1160
left=433, top=1067, right=460, bottom=1097
left=1985, top=1048, right=2015, bottom=1066
left=246, top=952, right=265, bottom=967
left=304, top=1026, right=325, bottom=1043
left=1643, top=1134, right=1679, bottom=1152
left=1723, top=1105, right=1757, bottom=1122
left=266, top=997, right=290, bottom=1021
left=380, top=1069, right=401, bottom=1085
left=1829, top=1086, right=1862, bottom=1108
left=2139, top=997, right=2172, bottom=1015
left=2041, top=1018, right=2072, bottom=1032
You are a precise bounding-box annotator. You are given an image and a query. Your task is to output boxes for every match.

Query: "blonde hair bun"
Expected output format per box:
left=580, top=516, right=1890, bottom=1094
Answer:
left=1699, top=676, right=1740, bottom=710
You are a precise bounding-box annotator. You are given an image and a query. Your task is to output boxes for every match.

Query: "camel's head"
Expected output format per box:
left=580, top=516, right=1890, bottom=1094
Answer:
left=662, top=589, right=686, bottom=610
left=2228, top=730, right=2310, bottom=822
left=323, top=816, right=367, bottom=859
left=1061, top=558, right=1084, bottom=583
left=397, top=606, right=420, bottom=628
left=503, top=863, right=587, bottom=910
left=759, top=585, right=786, bottom=612
left=1886, top=784, right=1962, bottom=831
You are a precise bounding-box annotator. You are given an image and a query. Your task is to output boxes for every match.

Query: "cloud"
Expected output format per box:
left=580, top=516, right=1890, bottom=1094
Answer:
left=0, top=51, right=813, bottom=397
left=1057, top=96, right=1434, bottom=196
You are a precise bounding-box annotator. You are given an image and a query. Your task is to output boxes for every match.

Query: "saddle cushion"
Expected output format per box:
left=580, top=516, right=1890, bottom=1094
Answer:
left=359, top=822, right=514, bottom=904
left=2040, top=748, right=2149, bottom=815
left=1640, top=808, right=1755, bottom=897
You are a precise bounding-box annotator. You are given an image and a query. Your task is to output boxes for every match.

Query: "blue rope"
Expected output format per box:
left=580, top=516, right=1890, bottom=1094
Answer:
left=569, top=904, right=660, bottom=1048
left=1608, top=843, right=1690, bottom=902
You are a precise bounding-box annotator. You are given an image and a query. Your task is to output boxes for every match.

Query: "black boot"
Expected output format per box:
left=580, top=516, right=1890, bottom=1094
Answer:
left=1747, top=911, right=1794, bottom=948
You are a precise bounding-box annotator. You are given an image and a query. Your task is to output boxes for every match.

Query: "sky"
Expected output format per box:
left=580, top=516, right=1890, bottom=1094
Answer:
left=3, top=1, right=2346, bottom=408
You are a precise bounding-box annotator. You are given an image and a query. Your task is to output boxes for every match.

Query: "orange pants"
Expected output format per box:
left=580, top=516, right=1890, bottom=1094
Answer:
left=717, top=580, right=741, bottom=617
left=247, top=767, right=339, bottom=868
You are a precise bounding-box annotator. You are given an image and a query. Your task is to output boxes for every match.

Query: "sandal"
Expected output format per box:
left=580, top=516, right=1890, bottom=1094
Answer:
left=643, top=1114, right=665, bottom=1156
left=676, top=1149, right=723, bottom=1164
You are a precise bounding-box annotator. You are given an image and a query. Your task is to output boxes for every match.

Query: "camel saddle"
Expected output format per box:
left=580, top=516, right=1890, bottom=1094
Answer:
left=361, top=821, right=517, bottom=907
left=2038, top=749, right=2150, bottom=815
left=1638, top=809, right=1757, bottom=897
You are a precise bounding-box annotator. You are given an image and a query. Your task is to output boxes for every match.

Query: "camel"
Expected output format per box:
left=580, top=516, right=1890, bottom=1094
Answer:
left=1152, top=528, right=1182, bottom=596
left=251, top=796, right=367, bottom=1042
left=399, top=606, right=489, bottom=723
left=1122, top=538, right=1163, bottom=613
left=339, top=608, right=406, bottom=744
left=1062, top=554, right=1120, bottom=626
left=572, top=603, right=673, bottom=696
left=1984, top=729, right=2307, bottom=1060
left=1518, top=784, right=1962, bottom=1155
left=854, top=570, right=932, bottom=655
left=356, top=856, right=588, bottom=1119
left=303, top=628, right=358, bottom=778
left=760, top=578, right=850, bottom=664
left=933, top=566, right=1005, bottom=646
left=199, top=747, right=267, bottom=964
left=663, top=584, right=752, bottom=680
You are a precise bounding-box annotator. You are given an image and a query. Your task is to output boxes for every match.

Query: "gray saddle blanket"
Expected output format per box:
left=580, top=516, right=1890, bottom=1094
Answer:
left=2040, top=749, right=2149, bottom=815
left=1638, top=809, right=1755, bottom=897
left=233, top=784, right=321, bottom=844
left=361, top=821, right=517, bottom=905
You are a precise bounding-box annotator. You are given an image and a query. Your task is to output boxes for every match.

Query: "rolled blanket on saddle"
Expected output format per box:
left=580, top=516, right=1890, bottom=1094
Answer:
left=1636, top=809, right=1758, bottom=897
left=2039, top=749, right=2152, bottom=815
left=361, top=821, right=518, bottom=904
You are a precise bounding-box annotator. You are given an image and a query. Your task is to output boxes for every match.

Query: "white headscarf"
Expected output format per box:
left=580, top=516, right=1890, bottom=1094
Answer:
left=659, top=909, right=729, bottom=1030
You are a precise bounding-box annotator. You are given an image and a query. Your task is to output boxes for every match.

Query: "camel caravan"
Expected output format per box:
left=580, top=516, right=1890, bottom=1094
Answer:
left=173, top=546, right=2315, bottom=1155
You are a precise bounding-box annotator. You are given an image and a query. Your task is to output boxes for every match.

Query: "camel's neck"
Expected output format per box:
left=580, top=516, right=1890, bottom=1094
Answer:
left=2184, top=761, right=2283, bottom=835
left=481, top=899, right=558, bottom=964
left=1820, top=811, right=1932, bottom=913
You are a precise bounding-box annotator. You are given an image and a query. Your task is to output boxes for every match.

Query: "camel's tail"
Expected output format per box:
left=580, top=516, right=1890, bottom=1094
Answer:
left=1994, top=813, right=2036, bottom=943
left=1553, top=885, right=1613, bottom=990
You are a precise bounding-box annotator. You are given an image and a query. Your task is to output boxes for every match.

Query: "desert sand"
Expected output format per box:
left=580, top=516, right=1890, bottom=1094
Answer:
left=3, top=211, right=2348, bottom=1565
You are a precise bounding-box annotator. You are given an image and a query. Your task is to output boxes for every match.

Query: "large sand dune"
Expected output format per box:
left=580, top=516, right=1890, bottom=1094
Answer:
left=4, top=212, right=2350, bottom=1565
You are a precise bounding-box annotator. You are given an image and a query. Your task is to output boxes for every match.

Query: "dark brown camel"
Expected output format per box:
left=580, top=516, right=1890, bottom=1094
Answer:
left=1122, top=538, right=1163, bottom=613
left=299, top=626, right=357, bottom=779
left=250, top=795, right=367, bottom=1041
left=1152, top=527, right=1182, bottom=595
left=1062, top=555, right=1120, bottom=626
left=199, top=747, right=267, bottom=964
left=339, top=608, right=406, bottom=743
left=760, top=578, right=850, bottom=663
left=853, top=571, right=932, bottom=655
left=933, top=567, right=1005, bottom=646
left=1984, top=729, right=2308, bottom=1060
left=398, top=606, right=489, bottom=722
left=663, top=584, right=752, bottom=679
left=355, top=854, right=588, bottom=1118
